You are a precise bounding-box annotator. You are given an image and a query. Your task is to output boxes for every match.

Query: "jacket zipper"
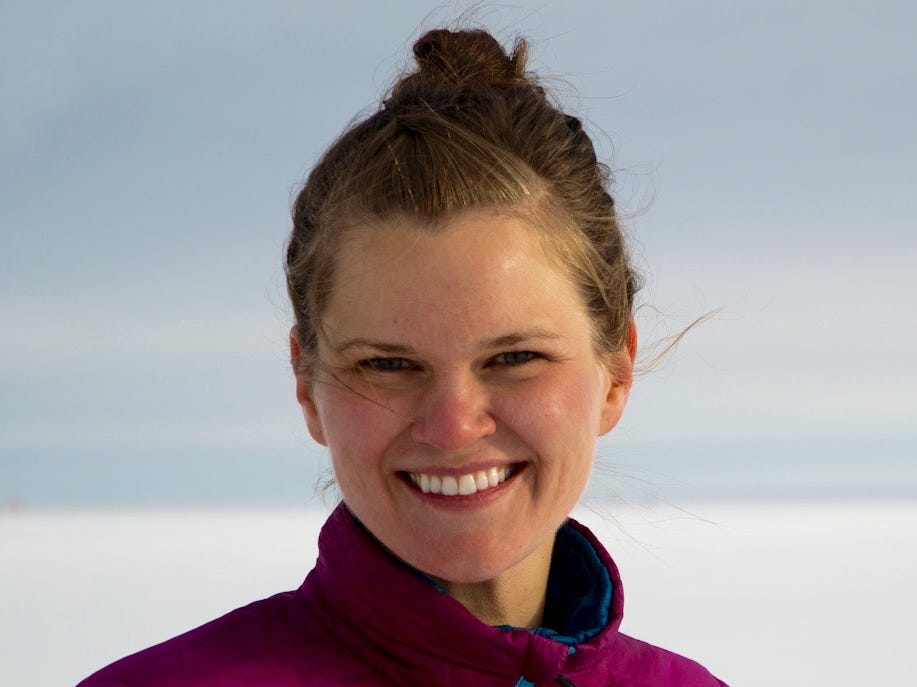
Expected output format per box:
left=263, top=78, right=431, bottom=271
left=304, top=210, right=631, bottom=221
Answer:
left=555, top=676, right=577, bottom=687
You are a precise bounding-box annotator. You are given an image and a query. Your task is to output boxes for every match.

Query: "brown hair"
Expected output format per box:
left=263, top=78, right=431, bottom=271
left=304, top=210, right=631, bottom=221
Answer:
left=286, top=28, right=640, bottom=370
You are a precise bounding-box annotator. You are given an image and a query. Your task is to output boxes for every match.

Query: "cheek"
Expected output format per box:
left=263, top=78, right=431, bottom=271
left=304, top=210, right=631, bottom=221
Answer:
left=507, top=371, right=603, bottom=438
left=315, top=385, right=407, bottom=468
left=501, top=374, right=601, bottom=465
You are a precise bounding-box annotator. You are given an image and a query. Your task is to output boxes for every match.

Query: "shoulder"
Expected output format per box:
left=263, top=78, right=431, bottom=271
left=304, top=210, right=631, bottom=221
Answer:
left=75, top=588, right=373, bottom=687
left=604, top=632, right=729, bottom=687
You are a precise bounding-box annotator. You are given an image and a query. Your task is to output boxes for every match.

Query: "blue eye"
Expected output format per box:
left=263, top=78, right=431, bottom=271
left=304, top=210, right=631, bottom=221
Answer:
left=494, top=351, right=538, bottom=366
left=362, top=357, right=411, bottom=372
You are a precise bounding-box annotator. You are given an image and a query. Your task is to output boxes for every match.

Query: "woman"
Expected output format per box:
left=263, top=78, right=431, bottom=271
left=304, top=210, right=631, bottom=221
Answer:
left=78, top=28, right=728, bottom=687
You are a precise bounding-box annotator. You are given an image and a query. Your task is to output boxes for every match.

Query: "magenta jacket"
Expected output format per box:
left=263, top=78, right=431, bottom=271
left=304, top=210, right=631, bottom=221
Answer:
left=78, top=503, right=728, bottom=686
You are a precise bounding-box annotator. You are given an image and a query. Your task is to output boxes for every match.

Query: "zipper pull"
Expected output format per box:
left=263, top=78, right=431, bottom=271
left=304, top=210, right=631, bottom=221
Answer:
left=555, top=677, right=577, bottom=687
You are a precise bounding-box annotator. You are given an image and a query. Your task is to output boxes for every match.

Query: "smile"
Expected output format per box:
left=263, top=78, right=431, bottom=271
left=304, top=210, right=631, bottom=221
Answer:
left=406, top=465, right=516, bottom=496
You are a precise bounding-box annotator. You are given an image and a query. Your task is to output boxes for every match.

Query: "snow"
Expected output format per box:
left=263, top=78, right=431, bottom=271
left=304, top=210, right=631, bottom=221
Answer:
left=2, top=500, right=915, bottom=686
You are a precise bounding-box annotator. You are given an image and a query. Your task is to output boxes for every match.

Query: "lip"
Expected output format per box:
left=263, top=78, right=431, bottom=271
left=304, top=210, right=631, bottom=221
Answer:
left=397, top=462, right=526, bottom=504
left=398, top=461, right=519, bottom=478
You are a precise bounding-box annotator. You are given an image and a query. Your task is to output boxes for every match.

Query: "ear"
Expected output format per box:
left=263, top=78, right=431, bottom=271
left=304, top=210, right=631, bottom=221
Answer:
left=290, top=326, right=327, bottom=446
left=598, top=319, right=637, bottom=436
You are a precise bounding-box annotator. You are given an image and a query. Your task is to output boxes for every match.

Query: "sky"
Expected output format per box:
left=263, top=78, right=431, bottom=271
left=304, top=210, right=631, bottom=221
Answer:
left=2, top=0, right=915, bottom=508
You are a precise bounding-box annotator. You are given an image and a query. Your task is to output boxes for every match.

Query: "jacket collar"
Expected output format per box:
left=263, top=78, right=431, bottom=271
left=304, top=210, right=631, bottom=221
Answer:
left=299, top=503, right=625, bottom=685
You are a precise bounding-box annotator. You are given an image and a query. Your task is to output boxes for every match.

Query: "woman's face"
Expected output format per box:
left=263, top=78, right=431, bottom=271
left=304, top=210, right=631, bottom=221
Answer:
left=294, top=210, right=634, bottom=584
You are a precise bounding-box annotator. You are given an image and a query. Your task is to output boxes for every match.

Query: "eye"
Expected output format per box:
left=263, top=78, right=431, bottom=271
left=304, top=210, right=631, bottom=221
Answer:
left=360, top=357, right=413, bottom=372
left=492, top=350, right=539, bottom=366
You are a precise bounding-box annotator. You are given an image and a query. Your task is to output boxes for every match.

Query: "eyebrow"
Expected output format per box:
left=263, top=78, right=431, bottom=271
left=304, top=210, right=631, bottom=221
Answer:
left=480, top=328, right=562, bottom=349
left=332, top=339, right=416, bottom=355
left=333, top=328, right=563, bottom=355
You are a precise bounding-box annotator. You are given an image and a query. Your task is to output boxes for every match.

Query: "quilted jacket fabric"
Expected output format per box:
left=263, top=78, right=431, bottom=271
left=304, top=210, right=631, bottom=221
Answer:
left=77, top=503, right=728, bottom=686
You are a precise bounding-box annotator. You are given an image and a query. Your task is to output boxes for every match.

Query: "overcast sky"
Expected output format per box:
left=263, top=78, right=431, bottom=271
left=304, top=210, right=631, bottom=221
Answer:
left=2, top=1, right=915, bottom=508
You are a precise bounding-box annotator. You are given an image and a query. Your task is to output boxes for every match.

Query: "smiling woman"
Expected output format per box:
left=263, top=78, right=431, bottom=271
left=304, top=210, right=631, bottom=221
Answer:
left=77, top=27, right=728, bottom=687
left=295, top=213, right=628, bottom=624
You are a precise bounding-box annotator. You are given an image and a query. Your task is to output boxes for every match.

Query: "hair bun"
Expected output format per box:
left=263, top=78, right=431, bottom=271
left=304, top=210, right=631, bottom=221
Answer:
left=411, top=29, right=527, bottom=90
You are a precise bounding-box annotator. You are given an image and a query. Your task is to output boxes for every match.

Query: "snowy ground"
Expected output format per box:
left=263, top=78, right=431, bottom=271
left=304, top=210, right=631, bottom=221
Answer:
left=2, top=499, right=915, bottom=686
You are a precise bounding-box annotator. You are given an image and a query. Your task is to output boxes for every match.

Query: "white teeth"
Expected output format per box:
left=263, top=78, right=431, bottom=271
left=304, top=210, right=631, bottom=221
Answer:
left=409, top=465, right=514, bottom=496
left=458, top=474, right=476, bottom=496
left=441, top=475, right=459, bottom=496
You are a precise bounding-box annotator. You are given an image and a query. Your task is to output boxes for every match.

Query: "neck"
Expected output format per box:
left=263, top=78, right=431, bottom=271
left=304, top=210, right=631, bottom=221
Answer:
left=433, top=540, right=554, bottom=628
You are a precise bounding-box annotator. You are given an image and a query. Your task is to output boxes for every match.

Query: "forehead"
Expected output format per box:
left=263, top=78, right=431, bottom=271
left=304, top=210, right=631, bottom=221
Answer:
left=322, top=212, right=592, bottom=347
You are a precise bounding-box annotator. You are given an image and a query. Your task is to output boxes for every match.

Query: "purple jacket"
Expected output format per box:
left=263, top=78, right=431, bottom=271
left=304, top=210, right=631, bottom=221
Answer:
left=78, top=503, right=728, bottom=686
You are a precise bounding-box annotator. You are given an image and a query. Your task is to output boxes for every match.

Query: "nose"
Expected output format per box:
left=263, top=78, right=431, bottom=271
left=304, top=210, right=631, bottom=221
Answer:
left=410, top=372, right=497, bottom=450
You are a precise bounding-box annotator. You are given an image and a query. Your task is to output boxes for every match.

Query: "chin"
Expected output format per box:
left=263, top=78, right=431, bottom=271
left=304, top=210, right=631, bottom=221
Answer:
left=397, top=531, right=547, bottom=586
